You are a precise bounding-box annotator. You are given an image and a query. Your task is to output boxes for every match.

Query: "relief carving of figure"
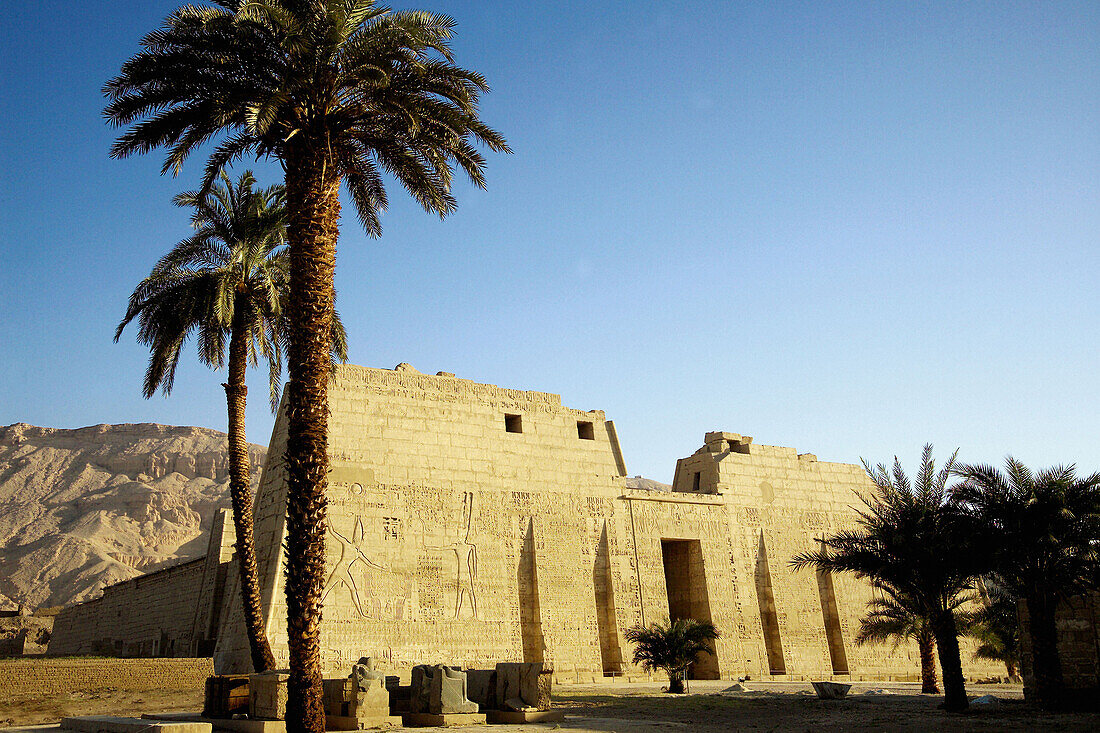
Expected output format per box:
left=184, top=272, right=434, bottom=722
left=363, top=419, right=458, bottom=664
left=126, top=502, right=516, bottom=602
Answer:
left=453, top=491, right=478, bottom=619
left=322, top=516, right=386, bottom=617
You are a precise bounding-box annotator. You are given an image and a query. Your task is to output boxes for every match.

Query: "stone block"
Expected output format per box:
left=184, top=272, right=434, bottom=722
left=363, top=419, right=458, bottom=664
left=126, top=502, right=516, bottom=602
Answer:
left=249, top=670, right=290, bottom=720
left=810, top=681, right=851, bottom=699
left=62, top=717, right=211, bottom=733
left=325, top=714, right=403, bottom=730
left=495, top=662, right=552, bottom=711
left=203, top=675, right=250, bottom=718
left=141, top=715, right=283, bottom=733
left=464, top=669, right=496, bottom=710
left=401, top=712, right=486, bottom=727
left=485, top=710, right=564, bottom=724
left=410, top=665, right=479, bottom=715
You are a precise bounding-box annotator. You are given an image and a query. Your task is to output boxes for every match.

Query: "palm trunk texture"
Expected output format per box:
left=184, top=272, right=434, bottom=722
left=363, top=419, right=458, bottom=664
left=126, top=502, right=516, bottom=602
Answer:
left=918, top=628, right=939, bottom=694
left=932, top=611, right=968, bottom=712
left=225, top=305, right=277, bottom=673
left=1027, top=593, right=1065, bottom=710
left=282, top=141, right=340, bottom=733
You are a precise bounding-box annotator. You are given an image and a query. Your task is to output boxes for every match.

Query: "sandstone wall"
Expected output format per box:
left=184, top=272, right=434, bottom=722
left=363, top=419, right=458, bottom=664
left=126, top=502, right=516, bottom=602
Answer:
left=216, top=365, right=628, bottom=680
left=1020, top=592, right=1100, bottom=702
left=49, top=558, right=207, bottom=657
left=0, top=657, right=213, bottom=698
left=211, top=364, right=1002, bottom=683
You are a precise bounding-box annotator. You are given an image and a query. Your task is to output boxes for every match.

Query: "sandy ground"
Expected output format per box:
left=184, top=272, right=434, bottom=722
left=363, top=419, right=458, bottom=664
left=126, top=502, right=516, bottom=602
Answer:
left=3, top=679, right=1099, bottom=732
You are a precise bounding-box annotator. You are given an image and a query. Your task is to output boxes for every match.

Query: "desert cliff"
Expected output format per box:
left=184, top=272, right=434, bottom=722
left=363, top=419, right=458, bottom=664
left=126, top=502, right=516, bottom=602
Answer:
left=0, top=423, right=265, bottom=610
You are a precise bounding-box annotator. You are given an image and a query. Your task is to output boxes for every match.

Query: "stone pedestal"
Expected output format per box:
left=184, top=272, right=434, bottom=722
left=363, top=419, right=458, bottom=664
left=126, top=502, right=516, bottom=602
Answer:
left=410, top=665, right=479, bottom=715
left=249, top=670, right=290, bottom=720
left=402, top=712, right=486, bottom=727
left=495, top=663, right=553, bottom=711
left=322, top=657, right=395, bottom=727
left=203, top=675, right=250, bottom=718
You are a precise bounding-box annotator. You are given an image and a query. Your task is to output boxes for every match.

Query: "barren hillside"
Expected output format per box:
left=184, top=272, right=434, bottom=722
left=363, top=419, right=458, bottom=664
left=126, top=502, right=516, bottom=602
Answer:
left=0, top=423, right=265, bottom=610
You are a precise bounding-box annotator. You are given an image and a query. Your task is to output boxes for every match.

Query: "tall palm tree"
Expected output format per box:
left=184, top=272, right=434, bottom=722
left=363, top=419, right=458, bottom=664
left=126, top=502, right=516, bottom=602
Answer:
left=855, top=585, right=942, bottom=694
left=104, top=4, right=507, bottom=729
left=116, top=169, right=345, bottom=674
left=791, top=445, right=983, bottom=712
left=953, top=460, right=1100, bottom=708
left=624, top=618, right=721, bottom=694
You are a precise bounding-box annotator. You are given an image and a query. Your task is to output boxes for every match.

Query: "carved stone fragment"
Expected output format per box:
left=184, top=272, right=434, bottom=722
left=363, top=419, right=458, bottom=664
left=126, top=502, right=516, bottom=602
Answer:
left=410, top=665, right=479, bottom=715
left=495, top=662, right=552, bottom=711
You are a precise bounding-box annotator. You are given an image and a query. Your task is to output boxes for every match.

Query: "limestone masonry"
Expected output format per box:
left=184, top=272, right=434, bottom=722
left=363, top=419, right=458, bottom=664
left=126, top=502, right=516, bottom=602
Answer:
left=50, top=364, right=1001, bottom=682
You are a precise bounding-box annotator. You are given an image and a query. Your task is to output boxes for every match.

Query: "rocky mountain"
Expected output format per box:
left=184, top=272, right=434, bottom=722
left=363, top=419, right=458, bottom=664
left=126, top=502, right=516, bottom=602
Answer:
left=0, top=423, right=265, bottom=611
left=625, top=476, right=671, bottom=492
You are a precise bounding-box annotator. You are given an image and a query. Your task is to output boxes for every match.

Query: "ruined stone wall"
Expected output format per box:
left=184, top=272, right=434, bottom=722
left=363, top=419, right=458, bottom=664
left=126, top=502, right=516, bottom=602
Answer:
left=1020, top=592, right=1100, bottom=702
left=49, top=558, right=207, bottom=657
left=0, top=657, right=213, bottom=698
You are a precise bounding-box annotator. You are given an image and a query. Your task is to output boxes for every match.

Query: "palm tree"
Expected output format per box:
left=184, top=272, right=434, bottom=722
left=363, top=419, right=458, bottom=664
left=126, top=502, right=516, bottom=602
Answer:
left=104, top=3, right=507, bottom=729
left=791, top=445, right=983, bottom=712
left=624, top=618, right=721, bottom=694
left=855, top=585, right=942, bottom=694
left=959, top=578, right=1021, bottom=682
left=953, top=460, right=1100, bottom=708
left=115, top=169, right=345, bottom=674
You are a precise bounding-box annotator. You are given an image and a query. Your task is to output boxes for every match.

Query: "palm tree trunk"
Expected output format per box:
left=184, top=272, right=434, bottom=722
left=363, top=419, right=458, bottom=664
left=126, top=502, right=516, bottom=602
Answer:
left=932, top=610, right=968, bottom=712
left=667, top=669, right=684, bottom=694
left=224, top=304, right=277, bottom=673
left=282, top=140, right=340, bottom=733
left=1026, top=593, right=1064, bottom=710
left=918, top=626, right=939, bottom=694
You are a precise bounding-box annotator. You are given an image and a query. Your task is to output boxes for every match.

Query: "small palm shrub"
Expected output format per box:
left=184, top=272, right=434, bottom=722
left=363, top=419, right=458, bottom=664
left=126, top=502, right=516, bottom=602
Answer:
left=624, top=618, right=720, bottom=693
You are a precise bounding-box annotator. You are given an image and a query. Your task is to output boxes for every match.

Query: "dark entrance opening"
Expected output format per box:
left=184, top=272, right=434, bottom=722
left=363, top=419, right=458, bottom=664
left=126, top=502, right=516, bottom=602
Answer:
left=660, top=539, right=719, bottom=679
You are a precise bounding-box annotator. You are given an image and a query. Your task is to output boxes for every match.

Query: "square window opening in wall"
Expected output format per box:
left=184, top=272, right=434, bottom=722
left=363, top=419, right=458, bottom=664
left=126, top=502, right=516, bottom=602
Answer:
left=505, top=413, right=523, bottom=433
left=577, top=420, right=595, bottom=440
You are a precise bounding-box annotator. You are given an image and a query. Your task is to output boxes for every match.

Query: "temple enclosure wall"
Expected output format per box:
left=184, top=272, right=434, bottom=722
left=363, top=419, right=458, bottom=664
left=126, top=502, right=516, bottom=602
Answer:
left=52, top=364, right=1003, bottom=683
left=0, top=657, right=213, bottom=698
left=49, top=509, right=236, bottom=658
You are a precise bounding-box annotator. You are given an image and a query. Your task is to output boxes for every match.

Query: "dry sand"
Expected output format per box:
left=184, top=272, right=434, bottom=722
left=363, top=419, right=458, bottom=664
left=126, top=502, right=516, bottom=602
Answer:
left=3, top=679, right=1100, bottom=732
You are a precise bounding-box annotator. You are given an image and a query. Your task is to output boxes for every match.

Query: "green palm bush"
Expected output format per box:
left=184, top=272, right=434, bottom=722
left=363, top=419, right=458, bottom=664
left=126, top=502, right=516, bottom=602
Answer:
left=791, top=445, right=984, bottom=712
left=105, top=3, right=507, bottom=727
left=624, top=618, right=720, bottom=694
left=953, top=460, right=1100, bottom=708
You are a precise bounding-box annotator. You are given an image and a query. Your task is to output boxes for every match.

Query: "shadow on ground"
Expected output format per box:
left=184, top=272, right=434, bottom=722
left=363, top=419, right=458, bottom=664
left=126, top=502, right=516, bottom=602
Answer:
left=547, top=683, right=1100, bottom=733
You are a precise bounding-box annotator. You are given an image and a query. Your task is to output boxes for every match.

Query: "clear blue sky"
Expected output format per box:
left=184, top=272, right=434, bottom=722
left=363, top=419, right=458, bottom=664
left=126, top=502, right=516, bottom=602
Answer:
left=1, top=1, right=1097, bottom=482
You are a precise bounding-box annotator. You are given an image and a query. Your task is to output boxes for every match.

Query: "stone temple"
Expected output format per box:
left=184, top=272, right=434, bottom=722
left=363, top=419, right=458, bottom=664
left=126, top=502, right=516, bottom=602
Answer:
left=51, top=363, right=1001, bottom=682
